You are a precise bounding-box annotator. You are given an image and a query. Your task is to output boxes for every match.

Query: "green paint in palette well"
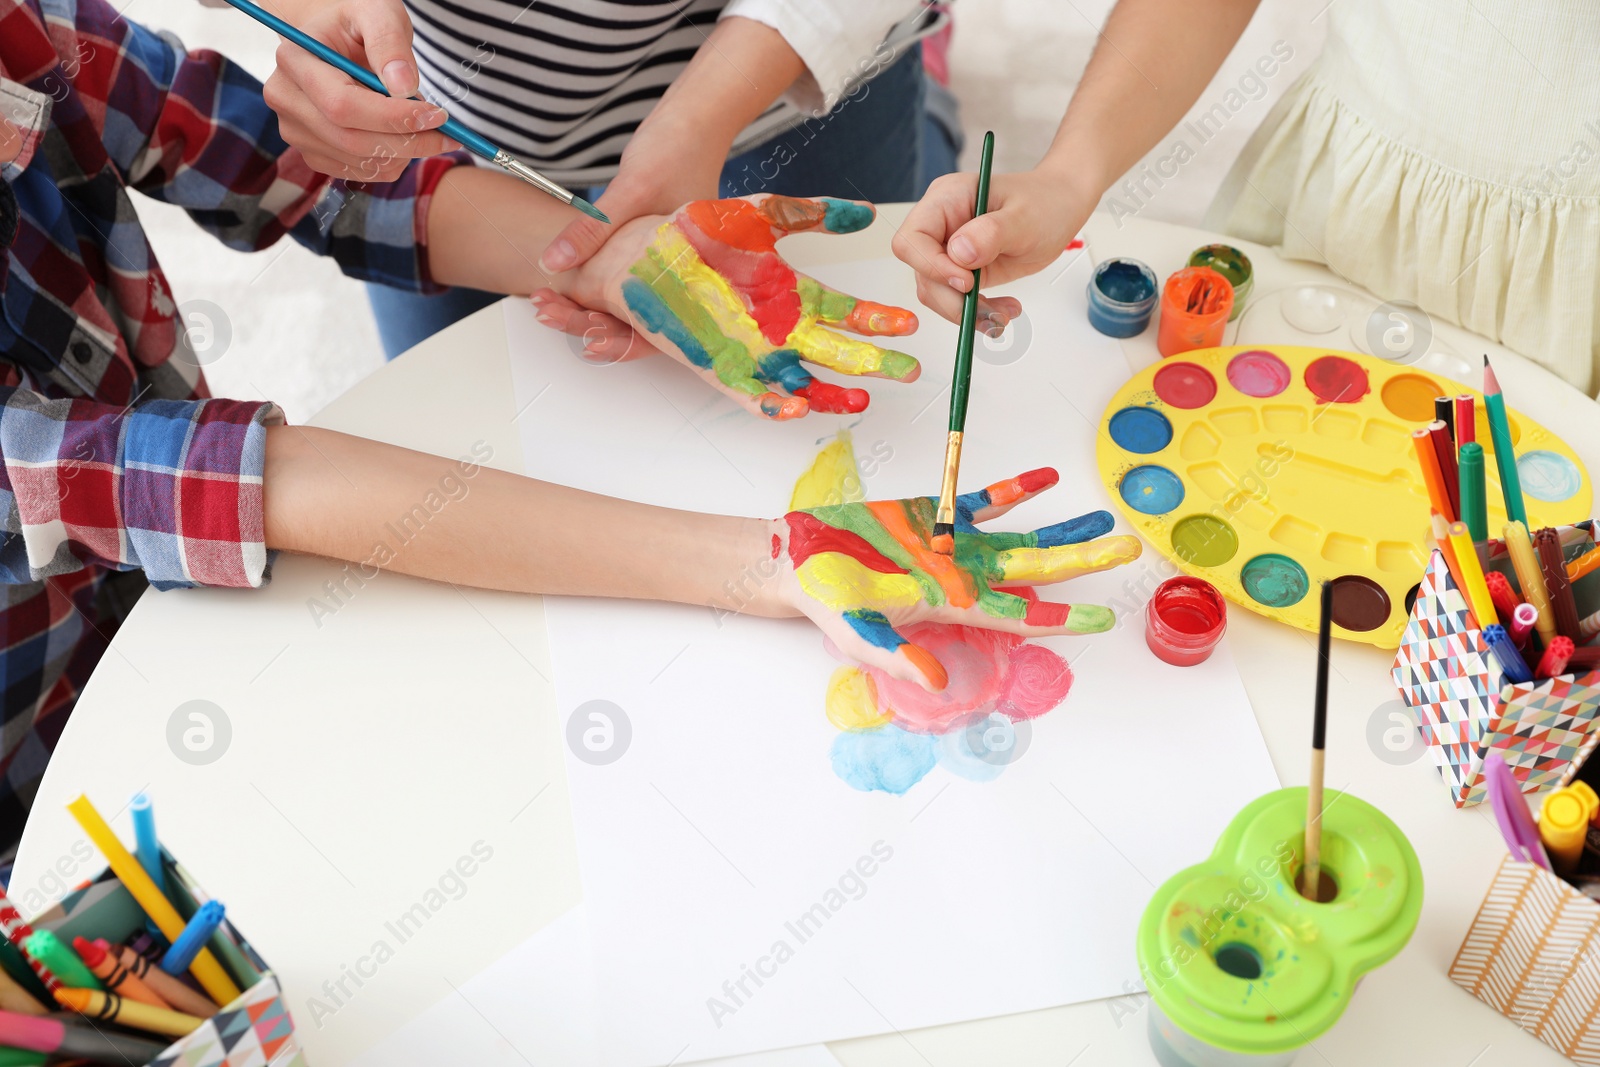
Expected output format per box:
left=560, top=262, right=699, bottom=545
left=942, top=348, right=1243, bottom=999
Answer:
left=1170, top=515, right=1239, bottom=568
left=1240, top=553, right=1310, bottom=608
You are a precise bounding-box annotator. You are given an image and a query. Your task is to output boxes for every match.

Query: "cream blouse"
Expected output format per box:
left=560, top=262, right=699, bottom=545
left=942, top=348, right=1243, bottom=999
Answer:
left=1206, top=0, right=1600, bottom=395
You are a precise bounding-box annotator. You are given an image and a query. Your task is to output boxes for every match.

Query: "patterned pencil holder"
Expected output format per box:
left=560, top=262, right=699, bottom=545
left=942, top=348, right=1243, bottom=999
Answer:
left=1450, top=855, right=1600, bottom=1064
left=31, top=854, right=304, bottom=1067
left=1391, top=524, right=1600, bottom=808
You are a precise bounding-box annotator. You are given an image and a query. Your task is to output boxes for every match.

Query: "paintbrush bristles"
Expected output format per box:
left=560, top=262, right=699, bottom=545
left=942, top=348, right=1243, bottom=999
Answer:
left=1304, top=579, right=1334, bottom=901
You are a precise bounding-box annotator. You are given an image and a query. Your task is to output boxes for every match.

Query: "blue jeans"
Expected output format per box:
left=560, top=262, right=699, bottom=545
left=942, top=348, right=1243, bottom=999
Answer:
left=366, top=44, right=960, bottom=359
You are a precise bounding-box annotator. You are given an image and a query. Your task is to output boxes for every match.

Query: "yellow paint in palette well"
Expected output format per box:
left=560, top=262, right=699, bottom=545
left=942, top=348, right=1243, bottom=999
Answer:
left=1094, top=345, right=1592, bottom=648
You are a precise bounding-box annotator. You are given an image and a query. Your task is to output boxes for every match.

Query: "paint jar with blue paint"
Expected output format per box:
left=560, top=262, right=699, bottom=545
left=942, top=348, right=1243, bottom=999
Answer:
left=1136, top=788, right=1422, bottom=1067
left=1087, top=258, right=1158, bottom=337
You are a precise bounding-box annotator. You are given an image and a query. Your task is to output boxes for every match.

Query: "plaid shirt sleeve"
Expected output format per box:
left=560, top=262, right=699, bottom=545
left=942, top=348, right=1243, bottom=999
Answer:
left=78, top=0, right=466, bottom=292
left=0, top=385, right=282, bottom=590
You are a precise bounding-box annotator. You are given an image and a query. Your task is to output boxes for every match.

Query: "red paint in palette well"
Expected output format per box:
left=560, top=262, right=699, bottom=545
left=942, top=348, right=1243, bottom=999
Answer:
left=1151, top=362, right=1218, bottom=409
left=1304, top=355, right=1371, bottom=404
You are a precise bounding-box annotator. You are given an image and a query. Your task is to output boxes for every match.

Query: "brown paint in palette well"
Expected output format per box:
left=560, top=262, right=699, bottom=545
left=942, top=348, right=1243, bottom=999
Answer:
left=1328, top=575, right=1391, bottom=632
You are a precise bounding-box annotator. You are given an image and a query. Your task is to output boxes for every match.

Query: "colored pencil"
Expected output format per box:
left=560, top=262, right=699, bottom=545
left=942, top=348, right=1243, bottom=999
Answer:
left=1434, top=396, right=1454, bottom=440
left=1432, top=511, right=1477, bottom=626
left=216, top=0, right=606, bottom=222
left=1535, top=527, right=1582, bottom=641
left=1457, top=441, right=1487, bottom=541
left=1580, top=606, right=1600, bottom=642
left=1412, top=427, right=1454, bottom=522
left=1505, top=521, right=1558, bottom=647
left=1536, top=636, right=1575, bottom=679
left=1429, top=420, right=1460, bottom=518
left=1568, top=543, right=1600, bottom=582
left=1448, top=521, right=1499, bottom=627
left=0, top=968, right=44, bottom=1016
left=1455, top=394, right=1475, bottom=445
left=1482, top=356, right=1527, bottom=525
left=932, top=130, right=996, bottom=555
left=1484, top=570, right=1521, bottom=622
left=1304, top=580, right=1333, bottom=902
left=66, top=796, right=241, bottom=1007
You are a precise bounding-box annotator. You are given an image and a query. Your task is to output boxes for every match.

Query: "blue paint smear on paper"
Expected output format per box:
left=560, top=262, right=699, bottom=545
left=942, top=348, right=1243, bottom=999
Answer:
left=831, top=725, right=939, bottom=794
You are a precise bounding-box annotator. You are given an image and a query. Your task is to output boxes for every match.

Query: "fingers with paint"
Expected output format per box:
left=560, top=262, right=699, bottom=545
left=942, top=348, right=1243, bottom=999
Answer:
left=620, top=195, right=921, bottom=420
left=776, top=466, right=1142, bottom=690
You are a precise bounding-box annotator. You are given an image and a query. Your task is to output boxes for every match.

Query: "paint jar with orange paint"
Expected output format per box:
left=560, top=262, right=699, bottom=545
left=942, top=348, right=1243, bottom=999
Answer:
left=1157, top=267, right=1234, bottom=358
left=1145, top=577, right=1227, bottom=666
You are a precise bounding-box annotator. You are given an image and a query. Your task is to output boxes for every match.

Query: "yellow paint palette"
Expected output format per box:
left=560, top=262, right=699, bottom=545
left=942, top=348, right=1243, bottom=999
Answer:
left=1096, top=346, right=1592, bottom=647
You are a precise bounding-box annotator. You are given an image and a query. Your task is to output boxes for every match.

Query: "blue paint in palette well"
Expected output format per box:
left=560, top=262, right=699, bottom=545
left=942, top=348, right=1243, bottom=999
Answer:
left=1517, top=450, right=1581, bottom=503
left=1119, top=465, right=1185, bottom=515
left=1108, top=407, right=1173, bottom=454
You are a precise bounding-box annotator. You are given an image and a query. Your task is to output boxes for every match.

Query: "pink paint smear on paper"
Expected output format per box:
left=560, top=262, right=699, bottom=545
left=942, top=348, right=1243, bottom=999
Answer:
left=825, top=621, right=1074, bottom=794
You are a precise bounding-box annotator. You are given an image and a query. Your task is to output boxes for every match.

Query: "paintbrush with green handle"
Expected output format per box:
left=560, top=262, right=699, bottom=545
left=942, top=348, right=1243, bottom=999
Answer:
left=219, top=0, right=608, bottom=224
left=932, top=130, right=996, bottom=555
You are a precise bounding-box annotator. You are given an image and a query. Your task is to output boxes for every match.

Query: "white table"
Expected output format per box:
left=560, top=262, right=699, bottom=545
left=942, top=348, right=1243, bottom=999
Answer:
left=15, top=210, right=1596, bottom=1067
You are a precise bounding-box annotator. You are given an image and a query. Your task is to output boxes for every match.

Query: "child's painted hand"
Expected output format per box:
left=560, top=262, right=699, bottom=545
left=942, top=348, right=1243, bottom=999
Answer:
left=773, top=467, right=1142, bottom=690
left=530, top=194, right=922, bottom=420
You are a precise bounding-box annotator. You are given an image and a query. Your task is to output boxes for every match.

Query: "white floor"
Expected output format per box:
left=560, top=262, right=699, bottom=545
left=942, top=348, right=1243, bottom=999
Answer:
left=133, top=0, right=1324, bottom=423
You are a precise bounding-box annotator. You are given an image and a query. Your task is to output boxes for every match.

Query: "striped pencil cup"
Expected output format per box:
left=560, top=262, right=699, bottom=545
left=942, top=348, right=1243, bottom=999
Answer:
left=1450, top=856, right=1600, bottom=1064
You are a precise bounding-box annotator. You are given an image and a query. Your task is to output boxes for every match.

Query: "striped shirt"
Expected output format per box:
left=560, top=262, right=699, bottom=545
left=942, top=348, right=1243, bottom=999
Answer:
left=410, top=0, right=943, bottom=186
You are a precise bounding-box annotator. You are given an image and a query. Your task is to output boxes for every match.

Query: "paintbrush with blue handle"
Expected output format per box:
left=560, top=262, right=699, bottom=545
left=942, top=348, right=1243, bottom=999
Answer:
left=221, top=0, right=609, bottom=223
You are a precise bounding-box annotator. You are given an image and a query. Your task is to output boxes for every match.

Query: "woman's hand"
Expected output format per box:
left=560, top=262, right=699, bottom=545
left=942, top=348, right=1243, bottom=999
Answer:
left=533, top=194, right=924, bottom=420
left=261, top=0, right=458, bottom=181
left=891, top=163, right=1097, bottom=326
left=773, top=467, right=1141, bottom=690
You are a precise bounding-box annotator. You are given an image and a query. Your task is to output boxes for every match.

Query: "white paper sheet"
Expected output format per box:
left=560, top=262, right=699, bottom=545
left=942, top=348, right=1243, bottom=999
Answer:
left=507, top=250, right=1280, bottom=1065
left=347, top=905, right=843, bottom=1067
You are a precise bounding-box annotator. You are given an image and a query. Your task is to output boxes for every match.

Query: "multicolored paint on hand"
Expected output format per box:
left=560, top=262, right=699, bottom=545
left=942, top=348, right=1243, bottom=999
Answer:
left=780, top=435, right=1139, bottom=794
left=776, top=466, right=1142, bottom=691
left=621, top=195, right=921, bottom=420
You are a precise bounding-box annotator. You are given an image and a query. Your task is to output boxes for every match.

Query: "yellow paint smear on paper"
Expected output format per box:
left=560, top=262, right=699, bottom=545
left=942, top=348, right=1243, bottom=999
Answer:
left=825, top=665, right=891, bottom=730
left=790, top=431, right=864, bottom=510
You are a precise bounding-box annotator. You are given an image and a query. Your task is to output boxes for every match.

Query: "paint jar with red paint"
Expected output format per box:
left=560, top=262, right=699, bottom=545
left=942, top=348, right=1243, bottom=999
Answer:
left=1145, top=577, right=1227, bottom=666
left=1157, top=267, right=1234, bottom=357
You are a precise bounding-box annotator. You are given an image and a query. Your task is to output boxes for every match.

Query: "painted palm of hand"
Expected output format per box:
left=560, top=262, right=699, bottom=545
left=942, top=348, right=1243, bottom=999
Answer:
left=620, top=196, right=921, bottom=419
left=777, top=467, right=1143, bottom=690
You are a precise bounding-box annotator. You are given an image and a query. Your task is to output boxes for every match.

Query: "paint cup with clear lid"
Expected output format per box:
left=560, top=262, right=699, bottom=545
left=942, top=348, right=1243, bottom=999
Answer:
left=1087, top=258, right=1158, bottom=337
left=1137, top=788, right=1423, bottom=1067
